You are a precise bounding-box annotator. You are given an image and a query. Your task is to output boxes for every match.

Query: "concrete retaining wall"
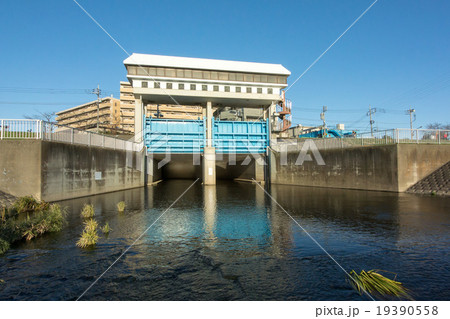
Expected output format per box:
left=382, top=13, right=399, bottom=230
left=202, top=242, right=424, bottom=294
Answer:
left=0, top=140, right=148, bottom=201
left=270, top=143, right=450, bottom=192
left=0, top=140, right=42, bottom=199
left=397, top=144, right=450, bottom=191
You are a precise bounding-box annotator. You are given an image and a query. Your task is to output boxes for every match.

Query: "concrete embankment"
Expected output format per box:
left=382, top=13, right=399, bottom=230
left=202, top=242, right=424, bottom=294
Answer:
left=0, top=140, right=151, bottom=201
left=270, top=143, right=450, bottom=193
left=407, top=161, right=450, bottom=196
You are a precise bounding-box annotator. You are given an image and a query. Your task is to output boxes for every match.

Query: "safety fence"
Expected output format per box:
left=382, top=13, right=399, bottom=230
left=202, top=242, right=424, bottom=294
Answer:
left=274, top=128, right=450, bottom=152
left=0, top=119, right=143, bottom=152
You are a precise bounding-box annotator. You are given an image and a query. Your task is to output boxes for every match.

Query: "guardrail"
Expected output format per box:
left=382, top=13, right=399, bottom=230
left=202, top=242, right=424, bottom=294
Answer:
left=357, top=128, right=450, bottom=145
left=0, top=119, right=143, bottom=152
left=274, top=128, right=450, bottom=152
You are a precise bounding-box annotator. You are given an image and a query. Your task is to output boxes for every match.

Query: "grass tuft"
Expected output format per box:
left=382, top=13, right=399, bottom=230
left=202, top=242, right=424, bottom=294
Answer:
left=117, top=201, right=126, bottom=213
left=81, top=204, right=95, bottom=218
left=348, top=269, right=413, bottom=300
left=11, top=196, right=48, bottom=214
left=76, top=218, right=99, bottom=248
left=0, top=200, right=66, bottom=254
left=101, top=222, right=111, bottom=234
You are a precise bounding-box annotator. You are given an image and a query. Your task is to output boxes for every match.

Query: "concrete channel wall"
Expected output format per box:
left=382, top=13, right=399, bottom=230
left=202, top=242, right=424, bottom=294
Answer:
left=0, top=140, right=150, bottom=201
left=270, top=143, right=450, bottom=192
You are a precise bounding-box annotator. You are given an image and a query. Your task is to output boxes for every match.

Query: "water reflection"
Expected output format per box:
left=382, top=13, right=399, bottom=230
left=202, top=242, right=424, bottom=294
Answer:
left=203, top=186, right=217, bottom=244
left=0, top=180, right=448, bottom=301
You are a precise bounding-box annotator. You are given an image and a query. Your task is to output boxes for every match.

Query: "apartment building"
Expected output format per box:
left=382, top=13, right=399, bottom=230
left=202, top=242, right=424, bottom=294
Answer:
left=56, top=97, right=122, bottom=132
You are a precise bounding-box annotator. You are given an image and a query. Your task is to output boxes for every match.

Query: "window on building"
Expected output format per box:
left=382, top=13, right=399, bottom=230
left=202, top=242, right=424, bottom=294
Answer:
left=142, top=81, right=148, bottom=88
left=213, top=85, right=219, bottom=92
left=166, top=83, right=173, bottom=89
left=268, top=88, right=273, bottom=94
left=219, top=72, right=228, bottom=80
left=154, top=82, right=161, bottom=88
left=261, top=75, right=268, bottom=82
left=203, top=71, right=211, bottom=79
left=229, top=73, right=236, bottom=81
left=179, top=83, right=185, bottom=90
left=156, top=68, right=165, bottom=76
left=202, top=85, right=208, bottom=91
left=236, top=73, right=244, bottom=81
left=224, top=86, right=230, bottom=92
left=137, top=67, right=148, bottom=76
left=184, top=70, right=192, bottom=78
left=254, top=75, right=261, bottom=82
left=128, top=66, right=137, bottom=75
left=176, top=69, right=184, bottom=77
left=235, top=86, right=241, bottom=93
left=148, top=67, right=157, bottom=76
left=193, top=70, right=202, bottom=79
left=211, top=72, right=218, bottom=80
left=268, top=75, right=277, bottom=83
left=246, top=87, right=252, bottom=93
left=257, top=88, right=262, bottom=94
left=165, top=68, right=175, bottom=77
left=190, top=84, right=196, bottom=90
left=245, top=74, right=253, bottom=82
left=278, top=76, right=287, bottom=84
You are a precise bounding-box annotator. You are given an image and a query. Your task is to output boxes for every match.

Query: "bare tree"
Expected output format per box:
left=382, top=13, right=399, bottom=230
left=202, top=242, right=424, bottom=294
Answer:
left=24, top=111, right=56, bottom=122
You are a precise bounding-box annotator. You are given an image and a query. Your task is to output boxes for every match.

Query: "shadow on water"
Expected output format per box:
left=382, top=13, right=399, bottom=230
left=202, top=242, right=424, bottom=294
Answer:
left=0, top=180, right=448, bottom=300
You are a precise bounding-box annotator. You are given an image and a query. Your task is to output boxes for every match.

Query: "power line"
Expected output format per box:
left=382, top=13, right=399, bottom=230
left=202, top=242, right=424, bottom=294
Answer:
left=0, top=101, right=86, bottom=105
left=0, top=86, right=118, bottom=96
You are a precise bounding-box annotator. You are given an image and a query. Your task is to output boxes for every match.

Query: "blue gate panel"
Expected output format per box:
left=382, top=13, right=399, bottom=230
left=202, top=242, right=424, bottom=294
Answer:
left=145, top=117, right=205, bottom=153
left=213, top=119, right=269, bottom=154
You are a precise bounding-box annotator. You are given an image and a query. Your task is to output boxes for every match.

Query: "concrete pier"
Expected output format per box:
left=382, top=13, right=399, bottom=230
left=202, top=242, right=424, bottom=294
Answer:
left=202, top=147, right=216, bottom=185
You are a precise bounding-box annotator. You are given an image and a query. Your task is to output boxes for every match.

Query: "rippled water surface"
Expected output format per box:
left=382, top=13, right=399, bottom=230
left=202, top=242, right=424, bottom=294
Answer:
left=0, top=180, right=449, bottom=300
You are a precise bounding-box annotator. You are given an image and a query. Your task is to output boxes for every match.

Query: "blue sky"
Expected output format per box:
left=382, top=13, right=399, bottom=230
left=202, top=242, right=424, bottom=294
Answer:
left=0, top=0, right=449, bottom=131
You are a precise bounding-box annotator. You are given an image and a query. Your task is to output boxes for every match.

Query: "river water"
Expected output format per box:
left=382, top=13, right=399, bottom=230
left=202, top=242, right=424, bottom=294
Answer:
left=0, top=180, right=449, bottom=300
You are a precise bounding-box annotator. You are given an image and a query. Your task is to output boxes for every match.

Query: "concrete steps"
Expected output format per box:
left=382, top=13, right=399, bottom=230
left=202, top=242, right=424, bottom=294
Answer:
left=407, top=161, right=450, bottom=196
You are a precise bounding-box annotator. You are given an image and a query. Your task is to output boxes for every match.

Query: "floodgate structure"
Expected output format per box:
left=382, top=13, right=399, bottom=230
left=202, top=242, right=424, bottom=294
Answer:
left=0, top=53, right=449, bottom=201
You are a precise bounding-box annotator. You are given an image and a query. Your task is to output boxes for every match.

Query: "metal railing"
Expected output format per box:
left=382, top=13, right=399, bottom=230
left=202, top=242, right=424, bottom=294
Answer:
left=357, top=128, right=450, bottom=145
left=274, top=128, right=450, bottom=152
left=0, top=119, right=143, bottom=152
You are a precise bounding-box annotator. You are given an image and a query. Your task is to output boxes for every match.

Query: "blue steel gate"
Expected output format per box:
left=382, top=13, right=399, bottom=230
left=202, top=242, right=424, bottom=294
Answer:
left=144, top=117, right=205, bottom=153
left=144, top=117, right=269, bottom=154
left=212, top=119, right=269, bottom=154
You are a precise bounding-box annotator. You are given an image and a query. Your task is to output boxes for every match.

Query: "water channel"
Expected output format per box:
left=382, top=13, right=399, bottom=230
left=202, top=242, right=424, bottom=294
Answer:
left=0, top=180, right=448, bottom=300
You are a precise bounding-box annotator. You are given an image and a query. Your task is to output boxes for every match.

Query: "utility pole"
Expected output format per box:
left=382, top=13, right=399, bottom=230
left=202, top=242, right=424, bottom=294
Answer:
left=91, top=85, right=101, bottom=132
left=320, top=106, right=327, bottom=128
left=406, top=107, right=415, bottom=139
left=367, top=105, right=376, bottom=137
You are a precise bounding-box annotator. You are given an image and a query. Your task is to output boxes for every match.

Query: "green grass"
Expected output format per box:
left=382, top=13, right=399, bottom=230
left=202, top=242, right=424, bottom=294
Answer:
left=0, top=198, right=66, bottom=254
left=117, top=201, right=126, bottom=213
left=101, top=222, right=111, bottom=234
left=10, top=196, right=48, bottom=214
left=81, top=204, right=95, bottom=218
left=21, top=204, right=66, bottom=241
left=76, top=219, right=99, bottom=248
left=348, top=270, right=413, bottom=300
left=1, top=131, right=38, bottom=139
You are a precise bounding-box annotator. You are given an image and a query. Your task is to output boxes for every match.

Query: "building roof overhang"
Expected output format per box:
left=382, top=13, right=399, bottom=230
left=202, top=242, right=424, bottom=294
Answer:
left=124, top=53, right=291, bottom=76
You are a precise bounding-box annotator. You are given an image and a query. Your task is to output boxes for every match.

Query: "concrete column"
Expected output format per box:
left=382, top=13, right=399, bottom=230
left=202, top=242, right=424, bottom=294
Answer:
left=254, top=154, right=266, bottom=184
left=202, top=147, right=216, bottom=185
left=134, top=95, right=143, bottom=142
left=206, top=101, right=213, bottom=147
